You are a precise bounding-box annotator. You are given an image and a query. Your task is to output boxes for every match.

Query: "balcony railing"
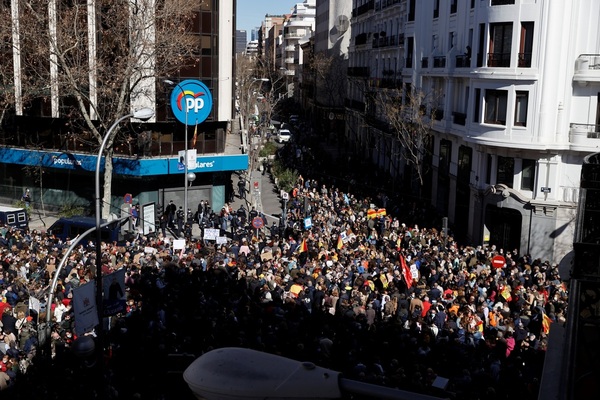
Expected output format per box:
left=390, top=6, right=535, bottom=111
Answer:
left=488, top=52, right=511, bottom=67
left=452, top=112, right=467, bottom=126
left=355, top=33, right=368, bottom=46
left=352, top=0, right=375, bottom=17
left=571, top=123, right=600, bottom=139
left=573, top=54, right=600, bottom=84
left=347, top=66, right=370, bottom=77
left=518, top=52, right=532, bottom=68
left=455, top=54, right=470, bottom=68
left=433, top=56, right=446, bottom=68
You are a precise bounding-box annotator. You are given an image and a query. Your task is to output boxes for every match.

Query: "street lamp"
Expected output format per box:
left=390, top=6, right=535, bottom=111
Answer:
left=94, top=107, right=154, bottom=340
left=165, top=79, right=192, bottom=222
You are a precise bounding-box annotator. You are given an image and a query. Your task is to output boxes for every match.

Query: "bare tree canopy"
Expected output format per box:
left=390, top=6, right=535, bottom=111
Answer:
left=0, top=0, right=200, bottom=215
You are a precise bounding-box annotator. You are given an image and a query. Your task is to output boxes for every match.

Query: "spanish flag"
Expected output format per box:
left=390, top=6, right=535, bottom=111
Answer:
left=500, top=285, right=512, bottom=302
left=298, top=239, right=308, bottom=253
left=337, top=235, right=344, bottom=250
left=400, top=255, right=413, bottom=288
left=191, top=123, right=198, bottom=147
left=542, top=313, right=553, bottom=334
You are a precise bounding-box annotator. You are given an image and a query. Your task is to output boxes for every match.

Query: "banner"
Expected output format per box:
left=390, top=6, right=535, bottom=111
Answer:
left=103, top=269, right=127, bottom=317
left=73, top=281, right=99, bottom=336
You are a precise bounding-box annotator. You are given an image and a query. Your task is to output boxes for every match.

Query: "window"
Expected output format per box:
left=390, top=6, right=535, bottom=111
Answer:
left=458, top=146, right=473, bottom=183
left=519, top=22, right=534, bottom=67
left=433, top=0, right=439, bottom=18
left=477, top=24, right=485, bottom=67
left=408, top=0, right=416, bottom=21
left=596, top=93, right=600, bottom=126
left=497, top=156, right=514, bottom=188
left=489, top=23, right=513, bottom=67
left=514, top=91, right=529, bottom=126
left=521, top=159, right=536, bottom=191
left=406, top=37, right=414, bottom=68
left=450, top=0, right=457, bottom=14
left=439, top=140, right=452, bottom=176
left=473, top=88, right=481, bottom=123
left=486, top=154, right=492, bottom=184
left=484, top=89, right=508, bottom=125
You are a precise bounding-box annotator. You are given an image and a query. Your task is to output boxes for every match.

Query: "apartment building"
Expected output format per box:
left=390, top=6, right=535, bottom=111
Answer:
left=0, top=1, right=239, bottom=212
left=345, top=0, right=600, bottom=265
left=280, top=0, right=316, bottom=98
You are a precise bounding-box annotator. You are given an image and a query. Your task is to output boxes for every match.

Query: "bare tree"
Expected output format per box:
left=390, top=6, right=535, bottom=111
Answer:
left=373, top=84, right=439, bottom=188
left=311, top=51, right=347, bottom=110
left=1, top=0, right=199, bottom=215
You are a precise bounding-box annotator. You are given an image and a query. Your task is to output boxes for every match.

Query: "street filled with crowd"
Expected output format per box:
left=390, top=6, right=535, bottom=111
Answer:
left=0, top=126, right=568, bottom=400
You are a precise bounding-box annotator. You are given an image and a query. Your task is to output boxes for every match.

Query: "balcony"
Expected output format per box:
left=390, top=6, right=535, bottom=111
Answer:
left=455, top=54, right=470, bottom=68
left=352, top=0, right=375, bottom=17
left=452, top=112, right=467, bottom=126
left=570, top=123, right=600, bottom=150
left=487, top=52, right=511, bottom=67
left=518, top=52, right=532, bottom=68
left=573, top=54, right=600, bottom=84
left=347, top=66, right=370, bottom=77
left=433, top=56, right=446, bottom=68
left=355, top=33, right=368, bottom=46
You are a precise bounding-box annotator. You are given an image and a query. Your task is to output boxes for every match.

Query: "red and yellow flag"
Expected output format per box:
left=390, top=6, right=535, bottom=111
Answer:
left=542, top=313, right=553, bottom=334
left=298, top=239, right=308, bottom=253
left=400, top=255, right=413, bottom=288
left=336, top=235, right=343, bottom=250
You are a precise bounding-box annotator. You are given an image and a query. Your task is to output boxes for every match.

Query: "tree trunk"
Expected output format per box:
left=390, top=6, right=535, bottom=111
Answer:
left=102, top=149, right=114, bottom=218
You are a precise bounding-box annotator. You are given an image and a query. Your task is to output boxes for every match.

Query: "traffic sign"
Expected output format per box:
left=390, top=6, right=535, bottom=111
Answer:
left=252, top=217, right=264, bottom=229
left=253, top=181, right=259, bottom=190
left=492, top=255, right=506, bottom=268
left=123, top=193, right=133, bottom=204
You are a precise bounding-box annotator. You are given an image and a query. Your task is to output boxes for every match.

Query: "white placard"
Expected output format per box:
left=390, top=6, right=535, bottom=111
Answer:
left=203, top=228, right=220, bottom=240
left=216, top=236, right=228, bottom=244
left=173, top=239, right=186, bottom=250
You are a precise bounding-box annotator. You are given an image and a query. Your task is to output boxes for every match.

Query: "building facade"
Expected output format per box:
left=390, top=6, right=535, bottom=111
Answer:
left=0, top=0, right=240, bottom=214
left=280, top=0, right=316, bottom=98
left=344, top=0, right=600, bottom=265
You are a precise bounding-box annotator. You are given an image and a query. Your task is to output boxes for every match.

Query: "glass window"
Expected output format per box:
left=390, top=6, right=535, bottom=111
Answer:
left=519, top=22, right=534, bottom=67
left=486, top=154, right=492, bottom=184
left=485, top=89, right=508, bottom=125
left=489, top=23, right=513, bottom=67
left=514, top=91, right=528, bottom=126
left=521, top=159, right=536, bottom=191
left=497, top=156, right=514, bottom=188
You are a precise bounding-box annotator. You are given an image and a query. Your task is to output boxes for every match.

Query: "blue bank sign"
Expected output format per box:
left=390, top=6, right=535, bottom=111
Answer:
left=169, top=80, right=213, bottom=126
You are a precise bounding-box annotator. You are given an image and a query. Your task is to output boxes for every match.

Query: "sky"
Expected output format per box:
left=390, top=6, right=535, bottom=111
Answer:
left=236, top=0, right=299, bottom=41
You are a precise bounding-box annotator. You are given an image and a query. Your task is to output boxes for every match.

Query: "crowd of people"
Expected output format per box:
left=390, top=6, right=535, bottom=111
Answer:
left=1, top=191, right=567, bottom=399
left=0, top=126, right=568, bottom=400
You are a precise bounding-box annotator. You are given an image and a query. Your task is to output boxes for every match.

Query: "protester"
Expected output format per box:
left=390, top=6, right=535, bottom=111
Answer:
left=0, top=170, right=568, bottom=400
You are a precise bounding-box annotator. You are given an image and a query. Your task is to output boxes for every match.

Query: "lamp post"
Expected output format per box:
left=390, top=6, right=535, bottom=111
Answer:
left=164, top=79, right=192, bottom=223
left=95, top=107, right=154, bottom=340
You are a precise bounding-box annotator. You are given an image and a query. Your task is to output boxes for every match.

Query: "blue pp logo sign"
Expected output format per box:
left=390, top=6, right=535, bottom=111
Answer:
left=169, top=80, right=213, bottom=126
